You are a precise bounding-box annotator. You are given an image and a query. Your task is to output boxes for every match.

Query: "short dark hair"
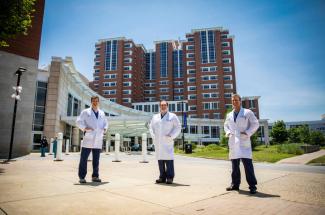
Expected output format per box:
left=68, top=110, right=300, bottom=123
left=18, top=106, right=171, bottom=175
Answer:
left=91, top=96, right=99, bottom=102
left=159, top=100, right=168, bottom=106
left=232, top=94, right=241, bottom=101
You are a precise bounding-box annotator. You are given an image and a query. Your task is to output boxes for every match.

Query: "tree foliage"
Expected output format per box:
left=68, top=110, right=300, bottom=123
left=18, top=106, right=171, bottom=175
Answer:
left=309, top=131, right=325, bottom=146
left=270, top=120, right=288, bottom=143
left=288, top=127, right=301, bottom=143
left=0, top=0, right=36, bottom=47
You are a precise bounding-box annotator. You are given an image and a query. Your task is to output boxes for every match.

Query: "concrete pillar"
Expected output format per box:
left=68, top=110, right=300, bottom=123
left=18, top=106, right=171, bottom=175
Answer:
left=55, top=132, right=63, bottom=161
left=105, top=132, right=111, bottom=155
left=140, top=133, right=148, bottom=163
left=49, top=138, right=54, bottom=155
left=65, top=139, right=70, bottom=155
left=263, top=122, right=270, bottom=146
left=72, top=127, right=79, bottom=151
left=112, top=133, right=121, bottom=162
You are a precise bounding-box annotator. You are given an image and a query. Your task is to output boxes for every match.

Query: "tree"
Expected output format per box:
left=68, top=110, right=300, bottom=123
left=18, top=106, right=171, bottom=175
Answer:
left=288, top=127, right=300, bottom=143
left=250, top=132, right=260, bottom=150
left=297, top=125, right=310, bottom=144
left=219, top=131, right=228, bottom=148
left=309, top=131, right=325, bottom=146
left=270, top=120, right=288, bottom=144
left=0, top=0, right=36, bottom=47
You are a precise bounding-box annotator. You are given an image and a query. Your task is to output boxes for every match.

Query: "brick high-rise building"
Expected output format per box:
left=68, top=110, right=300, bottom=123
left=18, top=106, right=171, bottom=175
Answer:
left=91, top=27, right=260, bottom=119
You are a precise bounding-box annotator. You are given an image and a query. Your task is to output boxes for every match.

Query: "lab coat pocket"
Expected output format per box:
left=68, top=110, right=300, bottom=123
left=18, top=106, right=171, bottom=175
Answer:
left=84, top=131, right=95, bottom=141
left=165, top=136, right=174, bottom=146
left=240, top=134, right=250, bottom=148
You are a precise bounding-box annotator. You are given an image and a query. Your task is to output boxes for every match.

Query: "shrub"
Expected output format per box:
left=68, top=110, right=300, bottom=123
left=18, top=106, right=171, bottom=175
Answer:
left=202, top=144, right=223, bottom=151
left=309, top=131, right=325, bottom=146
left=277, top=143, right=303, bottom=155
left=270, top=120, right=288, bottom=143
left=191, top=142, right=197, bottom=150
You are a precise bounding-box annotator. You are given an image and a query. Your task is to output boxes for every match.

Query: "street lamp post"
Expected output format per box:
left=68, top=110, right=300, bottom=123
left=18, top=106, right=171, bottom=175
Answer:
left=8, top=67, right=26, bottom=161
left=180, top=100, right=187, bottom=151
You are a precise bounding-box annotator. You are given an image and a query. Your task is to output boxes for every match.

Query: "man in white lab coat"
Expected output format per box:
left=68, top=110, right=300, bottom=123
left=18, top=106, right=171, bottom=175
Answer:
left=224, top=94, right=259, bottom=194
left=149, top=100, right=181, bottom=184
left=76, top=96, right=108, bottom=183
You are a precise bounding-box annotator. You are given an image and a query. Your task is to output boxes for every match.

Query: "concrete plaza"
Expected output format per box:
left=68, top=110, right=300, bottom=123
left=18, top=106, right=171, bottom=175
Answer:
left=0, top=152, right=325, bottom=215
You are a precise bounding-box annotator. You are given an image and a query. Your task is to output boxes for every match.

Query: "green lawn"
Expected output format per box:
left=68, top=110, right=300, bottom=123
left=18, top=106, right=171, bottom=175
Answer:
left=307, top=155, right=325, bottom=166
left=175, top=145, right=296, bottom=163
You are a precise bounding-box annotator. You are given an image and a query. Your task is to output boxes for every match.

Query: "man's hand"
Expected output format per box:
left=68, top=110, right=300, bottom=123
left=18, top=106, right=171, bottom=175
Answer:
left=84, top=127, right=93, bottom=131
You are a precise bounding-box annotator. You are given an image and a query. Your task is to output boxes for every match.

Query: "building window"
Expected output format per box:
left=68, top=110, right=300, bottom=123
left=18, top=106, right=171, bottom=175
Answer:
left=145, top=52, right=156, bottom=80
left=144, top=105, right=150, bottom=112
left=187, top=69, right=196, bottom=75
left=223, top=67, right=232, bottom=72
left=173, top=50, right=183, bottom=78
left=187, top=77, right=196, bottom=83
left=174, top=81, right=183, bottom=86
left=174, top=95, right=184, bottom=101
left=124, top=66, right=132, bottom=71
left=200, top=30, right=216, bottom=64
left=224, top=84, right=233, bottom=89
left=186, top=53, right=195, bottom=58
left=160, top=42, right=168, bottom=78
left=160, top=95, right=169, bottom=100
left=187, top=61, right=195, bottom=66
left=211, top=126, right=220, bottom=138
left=103, top=90, right=116, bottom=95
left=187, top=37, right=194, bottom=42
left=222, top=58, right=231, bottom=64
left=223, top=75, right=232, bottom=81
left=222, top=42, right=230, bottom=47
left=123, top=98, right=131, bottom=103
left=124, top=43, right=132, bottom=48
left=123, top=74, right=132, bottom=79
left=103, top=82, right=116, bottom=87
left=203, top=114, right=210, bottom=119
left=123, top=90, right=131, bottom=95
left=249, top=100, right=256, bottom=109
left=33, top=81, right=47, bottom=132
left=188, top=94, right=197, bottom=100
left=188, top=86, right=196, bottom=91
left=189, top=105, right=197, bottom=111
left=160, top=88, right=169, bottom=93
left=104, top=74, right=117, bottom=79
left=123, top=82, right=131, bottom=87
left=224, top=93, right=232, bottom=98
left=213, top=113, right=221, bottom=119
left=159, top=80, right=168, bottom=85
left=105, top=40, right=118, bottom=71
left=190, top=125, right=198, bottom=134
left=186, top=45, right=194, bottom=50
left=124, top=58, right=132, bottom=63
left=222, top=50, right=231, bottom=55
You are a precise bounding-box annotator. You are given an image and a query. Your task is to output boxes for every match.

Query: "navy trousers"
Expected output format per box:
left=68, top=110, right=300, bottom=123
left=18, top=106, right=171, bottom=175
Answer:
left=231, top=158, right=257, bottom=190
left=158, top=160, right=174, bottom=180
left=78, top=147, right=101, bottom=179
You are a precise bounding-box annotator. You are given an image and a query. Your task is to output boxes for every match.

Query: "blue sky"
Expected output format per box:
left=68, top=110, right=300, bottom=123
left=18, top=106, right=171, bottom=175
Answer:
left=39, top=0, right=325, bottom=122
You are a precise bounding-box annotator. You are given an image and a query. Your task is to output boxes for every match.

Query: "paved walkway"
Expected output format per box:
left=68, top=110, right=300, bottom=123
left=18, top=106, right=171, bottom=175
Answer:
left=277, top=149, right=325, bottom=165
left=0, top=153, right=325, bottom=215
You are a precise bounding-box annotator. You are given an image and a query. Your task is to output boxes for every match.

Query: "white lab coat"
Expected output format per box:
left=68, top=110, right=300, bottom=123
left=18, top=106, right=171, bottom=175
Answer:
left=76, top=108, right=108, bottom=149
left=224, top=108, right=259, bottom=159
left=149, top=112, right=181, bottom=160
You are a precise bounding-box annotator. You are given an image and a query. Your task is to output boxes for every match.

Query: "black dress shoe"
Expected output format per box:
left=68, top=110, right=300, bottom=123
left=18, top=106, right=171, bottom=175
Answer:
left=226, top=185, right=239, bottom=191
left=249, top=188, right=257, bottom=194
left=166, top=178, right=173, bottom=184
left=155, top=178, right=166, bottom=183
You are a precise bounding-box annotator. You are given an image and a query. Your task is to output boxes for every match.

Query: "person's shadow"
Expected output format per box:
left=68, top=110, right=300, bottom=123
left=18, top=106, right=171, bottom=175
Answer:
left=156, top=182, right=190, bottom=187
left=74, top=182, right=109, bottom=187
left=238, top=190, right=280, bottom=198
